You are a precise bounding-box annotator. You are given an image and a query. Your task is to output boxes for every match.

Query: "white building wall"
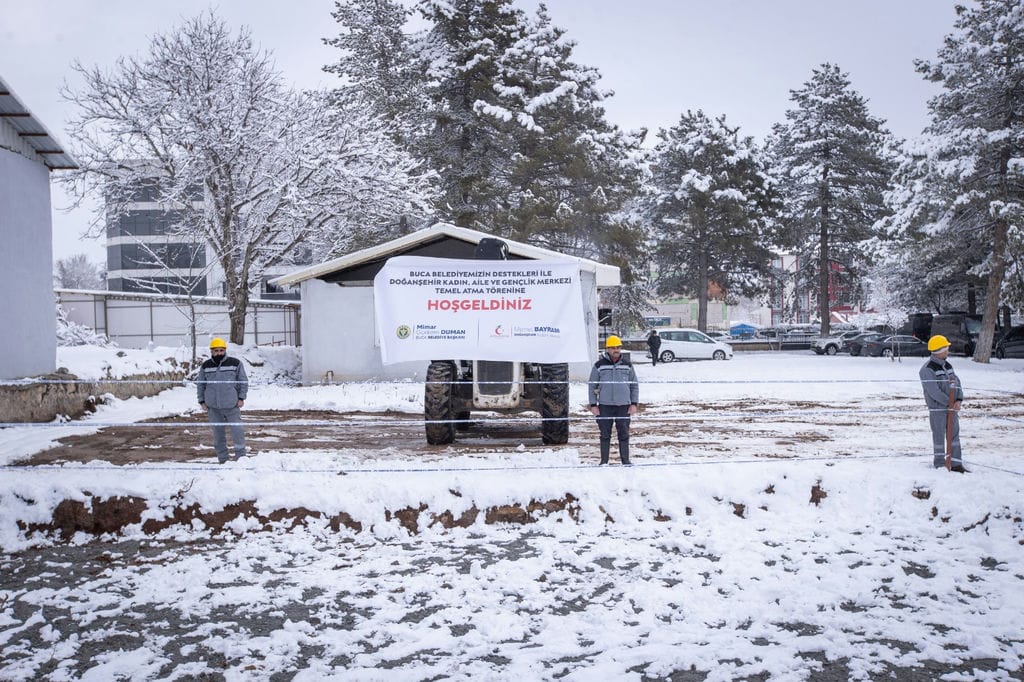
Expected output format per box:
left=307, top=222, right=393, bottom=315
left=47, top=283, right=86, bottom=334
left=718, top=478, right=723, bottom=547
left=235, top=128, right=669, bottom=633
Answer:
left=0, top=146, right=56, bottom=379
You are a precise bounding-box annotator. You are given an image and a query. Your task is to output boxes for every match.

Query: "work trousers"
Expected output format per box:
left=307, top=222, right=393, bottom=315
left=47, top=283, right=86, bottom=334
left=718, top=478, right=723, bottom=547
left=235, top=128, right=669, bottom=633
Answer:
left=207, top=405, right=246, bottom=462
left=597, top=403, right=631, bottom=441
left=928, top=406, right=961, bottom=468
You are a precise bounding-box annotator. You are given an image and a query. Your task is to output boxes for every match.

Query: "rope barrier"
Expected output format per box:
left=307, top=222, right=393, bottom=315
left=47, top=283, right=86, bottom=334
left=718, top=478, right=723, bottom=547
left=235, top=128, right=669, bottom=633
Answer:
left=3, top=404, right=1021, bottom=429
left=3, top=376, right=1017, bottom=389
left=1, top=450, right=1020, bottom=476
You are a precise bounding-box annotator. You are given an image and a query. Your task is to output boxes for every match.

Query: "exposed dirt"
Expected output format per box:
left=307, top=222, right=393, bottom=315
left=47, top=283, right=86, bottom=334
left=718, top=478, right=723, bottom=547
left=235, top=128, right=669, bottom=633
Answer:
left=13, top=409, right=601, bottom=466
left=11, top=393, right=1024, bottom=467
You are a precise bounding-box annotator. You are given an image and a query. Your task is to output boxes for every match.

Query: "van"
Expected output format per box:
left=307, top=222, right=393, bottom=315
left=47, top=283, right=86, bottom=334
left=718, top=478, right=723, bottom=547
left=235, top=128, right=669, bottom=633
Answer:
left=930, top=313, right=983, bottom=356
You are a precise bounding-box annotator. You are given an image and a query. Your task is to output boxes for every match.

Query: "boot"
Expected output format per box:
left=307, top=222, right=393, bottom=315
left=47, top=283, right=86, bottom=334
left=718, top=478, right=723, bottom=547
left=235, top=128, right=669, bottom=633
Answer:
left=619, top=440, right=631, bottom=465
left=599, top=440, right=610, bottom=465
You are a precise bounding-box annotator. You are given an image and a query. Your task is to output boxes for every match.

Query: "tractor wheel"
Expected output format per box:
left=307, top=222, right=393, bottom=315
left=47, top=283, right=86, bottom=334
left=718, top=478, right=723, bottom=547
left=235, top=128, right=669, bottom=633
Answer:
left=425, top=361, right=456, bottom=445
left=540, top=363, right=569, bottom=445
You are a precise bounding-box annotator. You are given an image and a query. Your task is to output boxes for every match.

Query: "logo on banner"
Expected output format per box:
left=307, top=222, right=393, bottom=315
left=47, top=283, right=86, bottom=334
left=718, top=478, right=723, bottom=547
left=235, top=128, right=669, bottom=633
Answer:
left=491, top=324, right=507, bottom=338
left=396, top=325, right=411, bottom=340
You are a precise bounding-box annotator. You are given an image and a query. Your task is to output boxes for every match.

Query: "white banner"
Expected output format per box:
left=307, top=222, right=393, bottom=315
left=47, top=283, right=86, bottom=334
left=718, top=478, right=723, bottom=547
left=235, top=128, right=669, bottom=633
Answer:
left=374, top=256, right=589, bottom=364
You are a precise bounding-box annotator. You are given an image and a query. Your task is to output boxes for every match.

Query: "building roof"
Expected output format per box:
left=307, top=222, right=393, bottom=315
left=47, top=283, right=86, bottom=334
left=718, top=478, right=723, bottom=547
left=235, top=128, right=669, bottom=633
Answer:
left=272, top=223, right=622, bottom=287
left=0, top=75, right=78, bottom=170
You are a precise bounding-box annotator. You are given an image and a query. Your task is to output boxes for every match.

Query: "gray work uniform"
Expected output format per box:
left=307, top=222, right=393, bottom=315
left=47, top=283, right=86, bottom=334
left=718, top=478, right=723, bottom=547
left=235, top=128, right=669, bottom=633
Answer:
left=919, top=356, right=963, bottom=468
left=197, top=355, right=248, bottom=462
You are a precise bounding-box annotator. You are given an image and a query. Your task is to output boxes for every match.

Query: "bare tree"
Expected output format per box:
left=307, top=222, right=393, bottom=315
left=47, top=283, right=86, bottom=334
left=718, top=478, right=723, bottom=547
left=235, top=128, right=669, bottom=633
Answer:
left=54, top=253, right=104, bottom=290
left=62, top=10, right=434, bottom=343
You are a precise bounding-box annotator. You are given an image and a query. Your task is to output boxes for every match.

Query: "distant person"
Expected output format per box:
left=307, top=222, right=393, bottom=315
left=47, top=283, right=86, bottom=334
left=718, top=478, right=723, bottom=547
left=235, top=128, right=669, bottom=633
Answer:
left=197, top=338, right=248, bottom=463
left=647, top=329, right=662, bottom=366
left=919, top=335, right=965, bottom=472
left=588, top=335, right=639, bottom=465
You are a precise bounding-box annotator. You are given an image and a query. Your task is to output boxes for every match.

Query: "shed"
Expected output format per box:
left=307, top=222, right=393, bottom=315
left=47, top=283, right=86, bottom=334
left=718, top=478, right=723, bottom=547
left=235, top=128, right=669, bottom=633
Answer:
left=0, top=76, right=78, bottom=379
left=272, top=223, right=620, bottom=383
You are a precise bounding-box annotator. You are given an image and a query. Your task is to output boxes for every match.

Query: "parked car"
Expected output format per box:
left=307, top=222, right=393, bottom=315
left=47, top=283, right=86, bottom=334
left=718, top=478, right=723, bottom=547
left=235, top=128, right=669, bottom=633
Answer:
left=648, top=328, right=734, bottom=361
left=812, top=330, right=864, bottom=355
left=995, top=325, right=1024, bottom=359
left=757, top=325, right=820, bottom=350
left=863, top=335, right=929, bottom=358
left=847, top=332, right=889, bottom=357
left=705, top=331, right=732, bottom=341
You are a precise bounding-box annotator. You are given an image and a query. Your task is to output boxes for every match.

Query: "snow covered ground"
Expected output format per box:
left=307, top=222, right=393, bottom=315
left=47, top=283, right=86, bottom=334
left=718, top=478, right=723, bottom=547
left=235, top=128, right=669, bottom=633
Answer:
left=1, top=346, right=1023, bottom=680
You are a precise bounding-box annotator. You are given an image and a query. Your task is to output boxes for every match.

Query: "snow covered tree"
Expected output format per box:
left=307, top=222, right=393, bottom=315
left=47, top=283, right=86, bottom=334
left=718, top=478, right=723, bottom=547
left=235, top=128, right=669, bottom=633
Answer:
left=885, top=0, right=1024, bottom=362
left=769, top=63, right=896, bottom=337
left=325, top=0, right=646, bottom=277
left=62, top=11, right=434, bottom=343
left=54, top=254, right=104, bottom=290
left=323, top=0, right=428, bottom=144
left=645, top=111, right=775, bottom=332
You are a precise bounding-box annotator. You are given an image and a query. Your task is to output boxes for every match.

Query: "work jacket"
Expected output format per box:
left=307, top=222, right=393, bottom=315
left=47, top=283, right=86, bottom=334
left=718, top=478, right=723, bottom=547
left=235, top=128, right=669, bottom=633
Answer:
left=588, top=353, right=639, bottom=406
left=197, top=356, right=248, bottom=409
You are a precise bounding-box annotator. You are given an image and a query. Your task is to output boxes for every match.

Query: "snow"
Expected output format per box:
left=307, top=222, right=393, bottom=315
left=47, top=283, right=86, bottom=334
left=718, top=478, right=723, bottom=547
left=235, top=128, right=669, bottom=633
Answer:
left=1, top=345, right=1023, bottom=679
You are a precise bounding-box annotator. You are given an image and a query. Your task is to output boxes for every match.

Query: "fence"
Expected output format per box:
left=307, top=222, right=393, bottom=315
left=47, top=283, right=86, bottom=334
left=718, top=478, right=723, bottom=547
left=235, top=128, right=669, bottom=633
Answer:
left=56, top=288, right=300, bottom=349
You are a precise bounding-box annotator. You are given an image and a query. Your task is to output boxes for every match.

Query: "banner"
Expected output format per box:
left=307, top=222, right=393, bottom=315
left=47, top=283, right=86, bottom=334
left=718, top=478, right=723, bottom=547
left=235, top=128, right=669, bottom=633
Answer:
left=374, top=256, right=589, bottom=364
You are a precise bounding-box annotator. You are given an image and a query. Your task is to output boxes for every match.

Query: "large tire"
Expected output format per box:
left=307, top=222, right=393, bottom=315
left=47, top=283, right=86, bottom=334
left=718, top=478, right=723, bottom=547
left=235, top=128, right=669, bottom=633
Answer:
left=425, top=361, right=456, bottom=445
left=539, top=363, right=569, bottom=445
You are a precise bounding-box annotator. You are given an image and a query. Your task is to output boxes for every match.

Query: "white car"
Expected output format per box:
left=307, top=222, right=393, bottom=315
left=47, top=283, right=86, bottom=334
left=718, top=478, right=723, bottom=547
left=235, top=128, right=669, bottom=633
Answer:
left=650, top=328, right=733, bottom=362
left=811, top=330, right=863, bottom=355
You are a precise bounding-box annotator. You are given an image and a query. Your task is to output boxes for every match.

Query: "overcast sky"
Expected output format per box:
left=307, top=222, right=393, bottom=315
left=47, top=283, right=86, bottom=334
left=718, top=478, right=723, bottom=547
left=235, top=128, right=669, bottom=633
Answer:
left=1, top=0, right=960, bottom=264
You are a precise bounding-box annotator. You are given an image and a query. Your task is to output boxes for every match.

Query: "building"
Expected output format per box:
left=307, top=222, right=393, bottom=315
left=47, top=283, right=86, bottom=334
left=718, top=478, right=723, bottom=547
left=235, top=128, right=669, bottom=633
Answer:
left=271, top=223, right=619, bottom=384
left=0, top=76, right=77, bottom=380
left=105, top=170, right=304, bottom=299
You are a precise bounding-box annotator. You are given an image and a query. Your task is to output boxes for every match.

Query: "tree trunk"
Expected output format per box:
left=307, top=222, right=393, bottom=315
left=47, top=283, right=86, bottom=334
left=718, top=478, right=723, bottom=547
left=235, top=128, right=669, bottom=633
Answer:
left=697, top=249, right=709, bottom=332
left=973, top=218, right=1008, bottom=364
left=819, top=196, right=831, bottom=338
left=229, top=289, right=249, bottom=346
left=819, top=164, right=827, bottom=333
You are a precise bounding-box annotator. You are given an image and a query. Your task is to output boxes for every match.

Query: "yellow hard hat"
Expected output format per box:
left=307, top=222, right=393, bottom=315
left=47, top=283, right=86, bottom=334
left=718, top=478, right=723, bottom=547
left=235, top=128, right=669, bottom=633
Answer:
left=605, top=335, right=623, bottom=348
left=927, top=334, right=950, bottom=352
left=209, top=337, right=228, bottom=349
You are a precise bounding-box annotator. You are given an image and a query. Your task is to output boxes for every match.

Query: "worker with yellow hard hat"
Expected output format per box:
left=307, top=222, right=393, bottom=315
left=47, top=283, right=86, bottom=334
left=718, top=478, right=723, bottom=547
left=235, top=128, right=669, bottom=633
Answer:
left=197, top=337, right=249, bottom=463
left=588, top=334, right=639, bottom=465
left=919, top=334, right=966, bottom=472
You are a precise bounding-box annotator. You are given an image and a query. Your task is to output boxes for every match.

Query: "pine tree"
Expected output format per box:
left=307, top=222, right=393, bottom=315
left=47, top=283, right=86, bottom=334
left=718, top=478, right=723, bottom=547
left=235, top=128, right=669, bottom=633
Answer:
left=323, top=0, right=426, bottom=142
left=325, top=0, right=646, bottom=278
left=888, top=0, right=1024, bottom=361
left=645, top=110, right=775, bottom=331
left=769, top=64, right=896, bottom=337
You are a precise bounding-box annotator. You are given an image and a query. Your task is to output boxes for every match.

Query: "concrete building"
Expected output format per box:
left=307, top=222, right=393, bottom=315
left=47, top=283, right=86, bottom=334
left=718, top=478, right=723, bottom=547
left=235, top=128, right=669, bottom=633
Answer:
left=0, top=76, right=77, bottom=380
left=105, top=167, right=305, bottom=299
left=272, top=223, right=620, bottom=384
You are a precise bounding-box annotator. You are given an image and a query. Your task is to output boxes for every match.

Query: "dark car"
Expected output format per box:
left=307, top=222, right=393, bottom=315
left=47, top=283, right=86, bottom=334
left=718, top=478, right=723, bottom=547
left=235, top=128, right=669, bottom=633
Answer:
left=847, top=332, right=888, bottom=357
left=863, top=335, right=929, bottom=358
left=811, top=330, right=863, bottom=355
left=995, top=325, right=1024, bottom=359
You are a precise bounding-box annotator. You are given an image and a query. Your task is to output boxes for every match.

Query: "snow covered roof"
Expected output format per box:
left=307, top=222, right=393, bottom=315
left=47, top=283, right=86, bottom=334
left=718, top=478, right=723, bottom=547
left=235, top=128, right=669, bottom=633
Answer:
left=0, top=75, right=78, bottom=170
left=271, top=223, right=622, bottom=288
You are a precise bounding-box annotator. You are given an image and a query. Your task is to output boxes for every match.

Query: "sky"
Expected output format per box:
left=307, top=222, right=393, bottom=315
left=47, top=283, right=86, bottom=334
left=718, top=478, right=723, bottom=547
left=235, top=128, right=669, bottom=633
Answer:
left=1, top=0, right=961, bottom=264
left=1, top=344, right=1022, bottom=677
